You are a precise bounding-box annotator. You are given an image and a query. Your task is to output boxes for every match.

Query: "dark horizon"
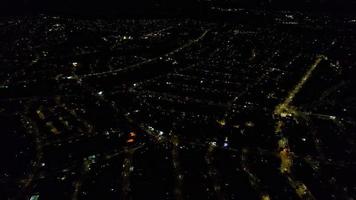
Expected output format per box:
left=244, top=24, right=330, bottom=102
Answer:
left=2, top=0, right=356, bottom=16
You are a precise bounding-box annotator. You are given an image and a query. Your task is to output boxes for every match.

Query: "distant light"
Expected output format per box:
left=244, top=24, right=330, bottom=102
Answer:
left=129, top=166, right=134, bottom=172
left=30, top=194, right=40, bottom=200
left=261, top=194, right=271, bottom=200
left=127, top=139, right=135, bottom=143
left=98, top=91, right=103, bottom=96
left=285, top=14, right=294, bottom=19
left=209, top=141, right=217, bottom=147
left=129, top=132, right=136, bottom=137
left=72, top=62, right=79, bottom=67
left=245, top=121, right=255, bottom=127
left=122, top=36, right=133, bottom=40
left=88, top=155, right=96, bottom=164
left=216, top=119, right=226, bottom=126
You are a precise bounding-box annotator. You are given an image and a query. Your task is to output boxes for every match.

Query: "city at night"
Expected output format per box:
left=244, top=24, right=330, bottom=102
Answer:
left=1, top=0, right=356, bottom=200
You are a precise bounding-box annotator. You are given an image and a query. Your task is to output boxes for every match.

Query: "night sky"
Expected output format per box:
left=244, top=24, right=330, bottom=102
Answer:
left=2, top=0, right=356, bottom=16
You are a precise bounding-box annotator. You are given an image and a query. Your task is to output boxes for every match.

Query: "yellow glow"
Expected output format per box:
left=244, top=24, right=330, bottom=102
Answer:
left=216, top=119, right=226, bottom=126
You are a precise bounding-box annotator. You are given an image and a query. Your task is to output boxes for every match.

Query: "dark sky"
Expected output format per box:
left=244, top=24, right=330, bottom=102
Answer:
left=2, top=0, right=356, bottom=15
